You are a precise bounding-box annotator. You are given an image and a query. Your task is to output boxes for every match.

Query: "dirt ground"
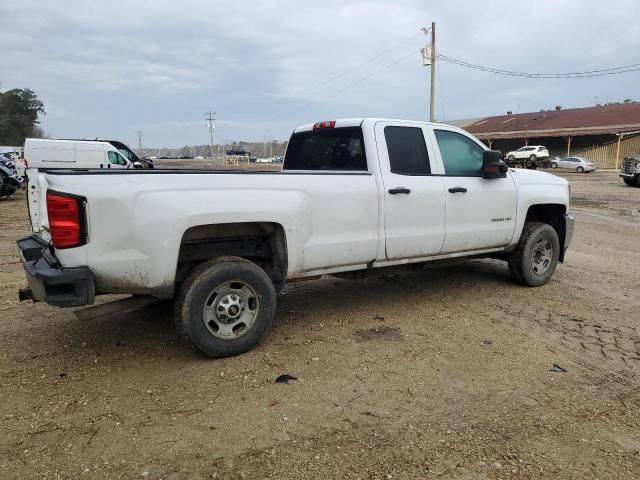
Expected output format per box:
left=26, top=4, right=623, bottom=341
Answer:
left=1, top=170, right=640, bottom=479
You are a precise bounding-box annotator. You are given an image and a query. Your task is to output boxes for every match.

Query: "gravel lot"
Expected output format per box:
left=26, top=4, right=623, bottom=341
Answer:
left=1, top=170, right=639, bottom=479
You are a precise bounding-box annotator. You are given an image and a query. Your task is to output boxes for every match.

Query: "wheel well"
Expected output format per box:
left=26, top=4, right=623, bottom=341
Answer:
left=176, top=222, right=287, bottom=289
left=525, top=204, right=567, bottom=261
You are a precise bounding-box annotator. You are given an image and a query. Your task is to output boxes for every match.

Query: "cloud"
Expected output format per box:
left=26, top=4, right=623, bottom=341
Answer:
left=1, top=0, right=638, bottom=147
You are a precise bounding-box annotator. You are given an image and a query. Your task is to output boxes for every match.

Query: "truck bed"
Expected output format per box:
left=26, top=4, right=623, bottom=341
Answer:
left=28, top=167, right=380, bottom=297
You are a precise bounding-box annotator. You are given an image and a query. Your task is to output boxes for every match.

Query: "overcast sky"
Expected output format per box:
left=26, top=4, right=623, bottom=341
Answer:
left=1, top=0, right=639, bottom=147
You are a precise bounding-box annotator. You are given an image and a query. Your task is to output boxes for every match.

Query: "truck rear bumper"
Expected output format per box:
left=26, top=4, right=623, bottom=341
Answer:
left=17, top=236, right=95, bottom=307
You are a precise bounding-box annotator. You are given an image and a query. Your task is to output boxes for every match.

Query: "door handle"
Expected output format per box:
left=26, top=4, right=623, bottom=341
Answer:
left=388, top=187, right=411, bottom=194
left=448, top=187, right=467, bottom=193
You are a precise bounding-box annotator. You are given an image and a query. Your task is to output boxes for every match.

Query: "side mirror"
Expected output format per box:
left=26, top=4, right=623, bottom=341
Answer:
left=482, top=150, right=508, bottom=179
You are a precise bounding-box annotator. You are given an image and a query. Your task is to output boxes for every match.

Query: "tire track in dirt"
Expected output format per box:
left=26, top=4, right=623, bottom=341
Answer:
left=485, top=301, right=640, bottom=383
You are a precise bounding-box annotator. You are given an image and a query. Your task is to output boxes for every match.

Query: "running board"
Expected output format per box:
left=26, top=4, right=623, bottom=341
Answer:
left=74, top=295, right=161, bottom=321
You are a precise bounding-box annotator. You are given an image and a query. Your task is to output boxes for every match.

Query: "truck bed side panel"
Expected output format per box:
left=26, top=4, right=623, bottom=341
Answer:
left=43, top=171, right=379, bottom=296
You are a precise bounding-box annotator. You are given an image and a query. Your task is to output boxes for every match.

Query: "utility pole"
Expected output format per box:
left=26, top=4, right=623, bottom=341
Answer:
left=205, top=111, right=216, bottom=159
left=136, top=130, right=143, bottom=156
left=430, top=22, right=436, bottom=122
left=421, top=23, right=436, bottom=122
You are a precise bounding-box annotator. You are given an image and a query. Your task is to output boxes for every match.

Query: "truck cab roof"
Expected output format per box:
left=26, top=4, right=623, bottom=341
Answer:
left=292, top=118, right=459, bottom=133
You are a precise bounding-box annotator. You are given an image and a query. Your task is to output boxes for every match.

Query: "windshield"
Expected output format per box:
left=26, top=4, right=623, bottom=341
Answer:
left=118, top=148, right=135, bottom=162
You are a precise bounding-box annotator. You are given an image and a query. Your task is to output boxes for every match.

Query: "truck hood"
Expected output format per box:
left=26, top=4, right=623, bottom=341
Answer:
left=509, top=168, right=568, bottom=188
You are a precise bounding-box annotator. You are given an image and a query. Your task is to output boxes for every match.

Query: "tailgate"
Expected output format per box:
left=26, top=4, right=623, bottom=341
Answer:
left=26, top=170, right=51, bottom=240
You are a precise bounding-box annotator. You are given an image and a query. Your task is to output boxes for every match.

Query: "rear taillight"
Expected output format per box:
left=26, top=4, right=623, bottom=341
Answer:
left=46, top=191, right=86, bottom=249
left=313, top=120, right=336, bottom=130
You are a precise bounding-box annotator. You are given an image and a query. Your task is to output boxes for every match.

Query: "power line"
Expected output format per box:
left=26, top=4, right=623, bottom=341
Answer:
left=437, top=53, right=640, bottom=78
left=213, top=131, right=231, bottom=144
left=293, top=49, right=418, bottom=113
left=214, top=31, right=424, bottom=119
left=288, top=31, right=423, bottom=98
left=438, top=53, right=640, bottom=77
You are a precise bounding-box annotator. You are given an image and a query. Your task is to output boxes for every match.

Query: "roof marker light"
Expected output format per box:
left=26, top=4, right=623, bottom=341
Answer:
left=313, top=120, right=336, bottom=130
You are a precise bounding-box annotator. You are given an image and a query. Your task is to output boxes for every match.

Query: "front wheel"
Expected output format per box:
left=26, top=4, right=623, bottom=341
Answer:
left=508, top=222, right=560, bottom=287
left=174, top=257, right=276, bottom=357
left=623, top=177, right=640, bottom=187
left=577, top=166, right=584, bottom=173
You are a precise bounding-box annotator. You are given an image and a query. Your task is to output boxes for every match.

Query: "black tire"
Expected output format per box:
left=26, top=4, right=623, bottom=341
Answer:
left=551, top=162, right=558, bottom=169
left=0, top=176, right=16, bottom=200
left=174, top=256, right=276, bottom=357
left=576, top=166, right=584, bottom=173
left=623, top=178, right=637, bottom=186
left=508, top=222, right=560, bottom=287
left=508, top=155, right=515, bottom=162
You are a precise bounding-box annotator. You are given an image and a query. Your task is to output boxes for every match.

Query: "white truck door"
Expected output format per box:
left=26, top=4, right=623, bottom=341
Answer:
left=429, top=127, right=517, bottom=253
left=374, top=121, right=446, bottom=259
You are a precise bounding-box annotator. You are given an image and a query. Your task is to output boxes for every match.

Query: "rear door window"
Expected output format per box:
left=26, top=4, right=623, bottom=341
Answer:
left=283, top=127, right=366, bottom=171
left=384, top=126, right=431, bottom=175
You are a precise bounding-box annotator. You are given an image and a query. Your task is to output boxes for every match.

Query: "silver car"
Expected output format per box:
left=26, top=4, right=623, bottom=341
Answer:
left=551, top=156, right=597, bottom=173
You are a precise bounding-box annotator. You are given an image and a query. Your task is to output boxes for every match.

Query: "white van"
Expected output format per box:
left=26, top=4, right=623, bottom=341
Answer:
left=24, top=139, right=132, bottom=170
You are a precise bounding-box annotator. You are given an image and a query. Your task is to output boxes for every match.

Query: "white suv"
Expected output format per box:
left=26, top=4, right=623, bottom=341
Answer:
left=506, top=146, right=549, bottom=165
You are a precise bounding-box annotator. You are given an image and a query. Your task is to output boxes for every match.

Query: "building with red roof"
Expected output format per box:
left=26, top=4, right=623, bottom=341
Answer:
left=459, top=102, right=640, bottom=168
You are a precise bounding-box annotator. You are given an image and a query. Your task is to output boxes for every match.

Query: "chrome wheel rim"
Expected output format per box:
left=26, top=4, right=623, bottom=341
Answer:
left=531, top=239, right=553, bottom=275
left=202, top=281, right=259, bottom=339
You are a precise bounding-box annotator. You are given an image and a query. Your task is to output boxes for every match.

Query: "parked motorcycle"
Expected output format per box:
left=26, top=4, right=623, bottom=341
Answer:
left=0, top=156, right=25, bottom=200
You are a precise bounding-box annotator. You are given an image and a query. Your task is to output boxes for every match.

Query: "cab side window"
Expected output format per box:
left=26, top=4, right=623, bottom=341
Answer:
left=434, top=130, right=484, bottom=177
left=108, top=151, right=127, bottom=166
left=384, top=126, right=431, bottom=175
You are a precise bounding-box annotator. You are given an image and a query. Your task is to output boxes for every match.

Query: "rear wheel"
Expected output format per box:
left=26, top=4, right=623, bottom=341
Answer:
left=551, top=162, right=558, bottom=168
left=577, top=166, right=584, bottom=173
left=508, top=222, right=560, bottom=287
left=174, top=256, right=276, bottom=357
left=526, top=155, right=537, bottom=169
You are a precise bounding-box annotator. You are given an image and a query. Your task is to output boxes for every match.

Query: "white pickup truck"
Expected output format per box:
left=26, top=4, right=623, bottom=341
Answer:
left=18, top=118, right=574, bottom=357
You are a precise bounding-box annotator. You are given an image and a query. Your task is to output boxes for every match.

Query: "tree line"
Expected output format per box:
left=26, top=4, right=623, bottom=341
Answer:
left=141, top=140, right=288, bottom=158
left=0, top=87, right=46, bottom=145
